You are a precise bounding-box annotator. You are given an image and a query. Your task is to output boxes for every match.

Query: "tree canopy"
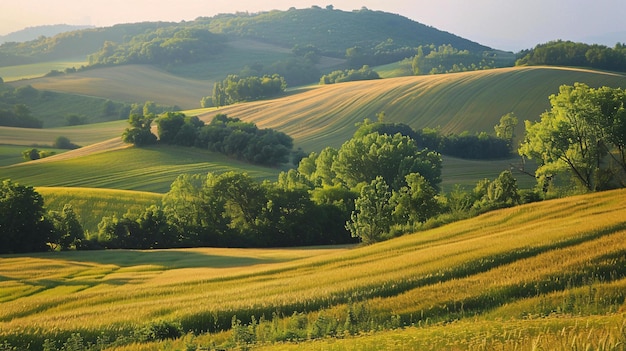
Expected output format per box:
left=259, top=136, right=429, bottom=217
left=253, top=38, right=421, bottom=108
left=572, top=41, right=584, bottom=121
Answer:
left=516, top=40, right=626, bottom=72
left=519, top=83, right=626, bottom=191
left=0, top=179, right=51, bottom=253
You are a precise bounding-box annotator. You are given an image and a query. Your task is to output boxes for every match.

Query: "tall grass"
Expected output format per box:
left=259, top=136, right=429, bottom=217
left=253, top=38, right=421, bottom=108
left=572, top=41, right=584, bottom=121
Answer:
left=1, top=189, right=625, bottom=350
left=37, top=187, right=163, bottom=233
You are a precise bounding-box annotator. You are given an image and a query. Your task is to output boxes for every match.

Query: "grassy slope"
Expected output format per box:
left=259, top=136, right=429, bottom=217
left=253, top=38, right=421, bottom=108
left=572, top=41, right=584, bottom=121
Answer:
left=3, top=66, right=612, bottom=193
left=0, top=144, right=283, bottom=193
left=8, top=65, right=211, bottom=109
left=0, top=120, right=126, bottom=147
left=5, top=39, right=340, bottom=110
left=37, top=187, right=163, bottom=234
left=201, top=66, right=626, bottom=152
left=1, top=188, right=625, bottom=349
left=0, top=58, right=88, bottom=81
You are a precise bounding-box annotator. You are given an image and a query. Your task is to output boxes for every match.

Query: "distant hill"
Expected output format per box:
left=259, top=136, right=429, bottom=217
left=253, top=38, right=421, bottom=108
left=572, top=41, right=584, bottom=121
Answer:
left=0, top=24, right=94, bottom=44
left=204, top=7, right=491, bottom=56
left=0, top=7, right=495, bottom=69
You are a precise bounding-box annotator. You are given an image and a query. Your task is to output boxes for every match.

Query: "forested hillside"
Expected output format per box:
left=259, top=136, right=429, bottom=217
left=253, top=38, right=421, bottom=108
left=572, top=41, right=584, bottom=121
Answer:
left=0, top=7, right=495, bottom=70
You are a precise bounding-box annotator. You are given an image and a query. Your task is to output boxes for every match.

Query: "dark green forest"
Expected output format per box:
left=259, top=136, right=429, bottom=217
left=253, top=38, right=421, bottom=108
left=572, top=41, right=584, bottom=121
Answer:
left=516, top=40, right=626, bottom=72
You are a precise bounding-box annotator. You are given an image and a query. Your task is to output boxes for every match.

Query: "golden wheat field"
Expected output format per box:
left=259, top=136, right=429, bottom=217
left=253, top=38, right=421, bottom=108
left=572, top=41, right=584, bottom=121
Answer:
left=1, top=189, right=625, bottom=350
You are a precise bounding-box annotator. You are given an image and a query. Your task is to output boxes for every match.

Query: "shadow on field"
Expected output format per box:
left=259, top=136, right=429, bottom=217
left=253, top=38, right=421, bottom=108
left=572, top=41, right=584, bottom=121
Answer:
left=29, top=249, right=277, bottom=269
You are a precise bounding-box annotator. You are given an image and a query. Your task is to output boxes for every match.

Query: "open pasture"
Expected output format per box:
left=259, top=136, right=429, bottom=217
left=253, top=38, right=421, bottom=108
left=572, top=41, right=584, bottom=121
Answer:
left=202, top=66, right=626, bottom=152
left=0, top=58, right=88, bottom=82
left=1, top=144, right=283, bottom=193
left=0, top=120, right=126, bottom=148
left=8, top=65, right=212, bottom=109
left=37, top=187, right=163, bottom=234
left=5, top=39, right=326, bottom=110
left=1, top=188, right=625, bottom=349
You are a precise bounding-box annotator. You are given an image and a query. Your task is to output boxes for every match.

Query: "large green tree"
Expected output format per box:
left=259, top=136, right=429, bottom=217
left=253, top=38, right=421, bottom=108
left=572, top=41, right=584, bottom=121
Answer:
left=519, top=83, right=626, bottom=191
left=332, top=132, right=442, bottom=190
left=0, top=179, right=52, bottom=253
left=122, top=114, right=157, bottom=146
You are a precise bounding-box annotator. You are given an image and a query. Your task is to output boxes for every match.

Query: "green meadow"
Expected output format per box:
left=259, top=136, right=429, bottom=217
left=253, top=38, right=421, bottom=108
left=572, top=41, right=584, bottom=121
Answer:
left=37, top=187, right=163, bottom=234
left=0, top=58, right=88, bottom=82
left=1, top=188, right=625, bottom=350
left=1, top=144, right=282, bottom=193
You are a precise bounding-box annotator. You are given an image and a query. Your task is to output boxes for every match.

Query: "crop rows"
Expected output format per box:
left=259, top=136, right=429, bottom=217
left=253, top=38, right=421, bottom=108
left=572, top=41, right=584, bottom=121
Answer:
left=1, top=189, right=625, bottom=349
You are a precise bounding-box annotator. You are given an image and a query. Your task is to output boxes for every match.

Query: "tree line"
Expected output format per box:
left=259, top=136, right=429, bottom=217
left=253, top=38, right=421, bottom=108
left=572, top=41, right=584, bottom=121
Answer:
left=354, top=114, right=518, bottom=160
left=410, top=44, right=498, bottom=75
left=516, top=40, right=626, bottom=72
left=88, top=27, right=226, bottom=66
left=123, top=112, right=294, bottom=166
left=206, top=74, right=287, bottom=108
left=319, top=65, right=380, bottom=84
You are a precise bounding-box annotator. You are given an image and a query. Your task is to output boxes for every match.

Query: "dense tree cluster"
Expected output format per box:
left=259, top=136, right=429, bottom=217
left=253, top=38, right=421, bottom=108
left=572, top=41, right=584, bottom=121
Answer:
left=123, top=112, right=294, bottom=166
left=344, top=40, right=419, bottom=68
left=354, top=118, right=514, bottom=160
left=411, top=44, right=497, bottom=75
left=0, top=179, right=84, bottom=254
left=319, top=65, right=380, bottom=84
left=0, top=22, right=172, bottom=66
left=122, top=113, right=158, bottom=146
left=198, top=114, right=293, bottom=165
left=88, top=27, right=226, bottom=66
left=96, top=171, right=351, bottom=249
left=208, top=74, right=287, bottom=107
left=516, top=41, right=626, bottom=72
left=0, top=103, right=42, bottom=128
left=519, top=83, right=626, bottom=191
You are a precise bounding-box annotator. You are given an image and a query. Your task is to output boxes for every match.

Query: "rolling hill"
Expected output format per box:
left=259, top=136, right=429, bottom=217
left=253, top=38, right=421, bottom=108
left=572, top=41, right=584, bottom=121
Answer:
left=2, top=65, right=621, bottom=193
left=200, top=66, right=626, bottom=152
left=1, top=188, right=625, bottom=350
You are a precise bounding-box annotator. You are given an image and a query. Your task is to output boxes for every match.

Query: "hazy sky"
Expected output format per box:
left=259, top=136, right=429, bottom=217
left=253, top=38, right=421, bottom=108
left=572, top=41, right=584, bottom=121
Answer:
left=1, top=0, right=625, bottom=51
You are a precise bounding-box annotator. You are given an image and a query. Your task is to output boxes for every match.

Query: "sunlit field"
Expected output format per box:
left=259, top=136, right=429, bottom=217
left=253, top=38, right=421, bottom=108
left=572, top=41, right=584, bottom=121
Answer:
left=37, top=187, right=163, bottom=233
left=0, top=121, right=126, bottom=148
left=0, top=58, right=88, bottom=81
left=201, top=66, right=626, bottom=152
left=1, top=144, right=282, bottom=193
left=1, top=188, right=625, bottom=350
